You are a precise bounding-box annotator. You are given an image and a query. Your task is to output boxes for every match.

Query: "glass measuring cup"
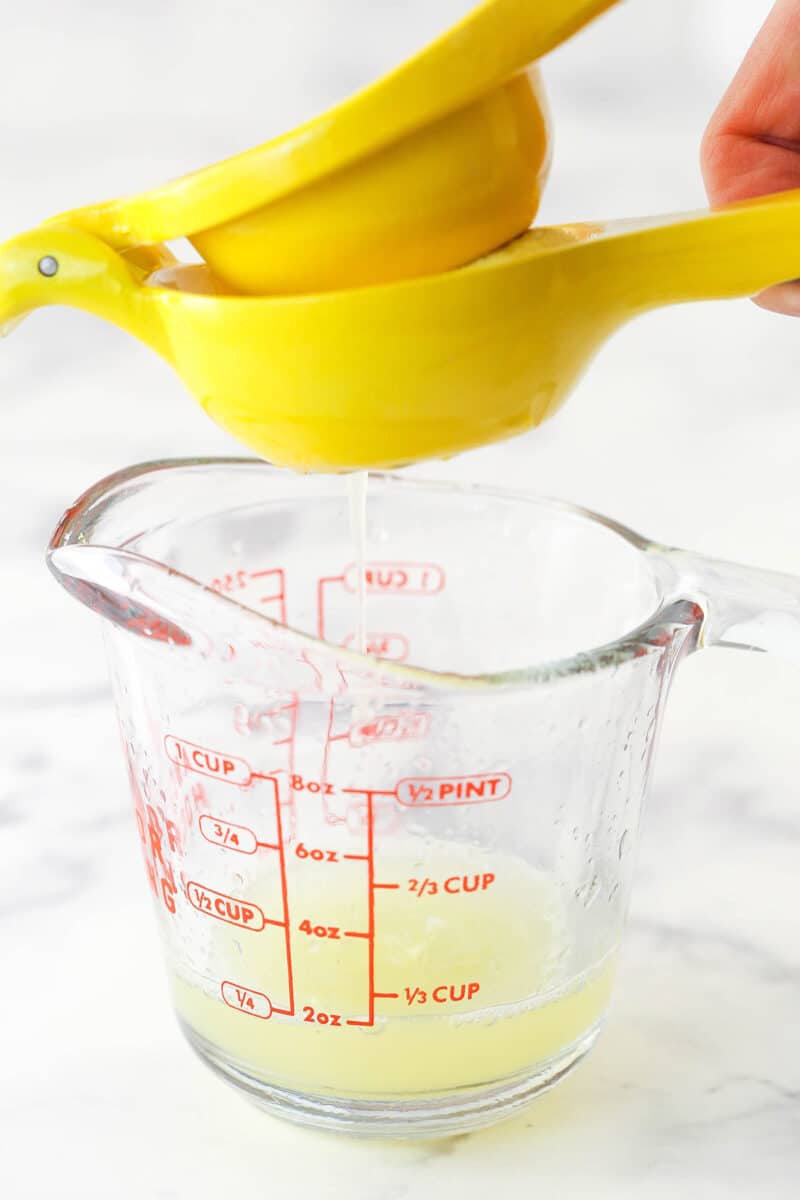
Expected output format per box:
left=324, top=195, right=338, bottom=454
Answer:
left=48, top=459, right=800, bottom=1138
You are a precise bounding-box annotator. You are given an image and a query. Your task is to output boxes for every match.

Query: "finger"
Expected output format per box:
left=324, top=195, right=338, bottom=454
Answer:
left=754, top=280, right=800, bottom=314
left=701, top=1, right=800, bottom=314
left=702, top=0, right=800, bottom=205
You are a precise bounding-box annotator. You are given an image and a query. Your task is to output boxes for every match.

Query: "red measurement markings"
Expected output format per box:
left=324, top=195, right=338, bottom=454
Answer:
left=348, top=711, right=429, bottom=748
left=339, top=786, right=397, bottom=1028
left=210, top=569, right=248, bottom=595
left=199, top=815, right=260, bottom=855
left=278, top=698, right=299, bottom=750
left=284, top=697, right=299, bottom=842
left=133, top=786, right=179, bottom=915
left=316, top=575, right=344, bottom=641
left=232, top=697, right=298, bottom=841
left=404, top=982, right=481, bottom=1006
left=320, top=697, right=339, bottom=824
left=210, top=567, right=287, bottom=625
left=295, top=842, right=339, bottom=863
left=408, top=873, right=495, bottom=898
left=317, top=562, right=445, bottom=641
left=303, top=1006, right=342, bottom=1027
left=177, top=779, right=209, bottom=832
left=290, top=773, right=336, bottom=796
left=251, top=771, right=295, bottom=1018
left=299, top=920, right=341, bottom=939
left=342, top=562, right=445, bottom=595
left=221, top=981, right=272, bottom=1020
left=165, top=735, right=252, bottom=787
left=341, top=631, right=409, bottom=661
left=186, top=882, right=268, bottom=931
left=171, top=753, right=295, bottom=1017
left=232, top=699, right=295, bottom=743
left=249, top=567, right=287, bottom=624
left=396, top=771, right=511, bottom=807
left=344, top=795, right=401, bottom=838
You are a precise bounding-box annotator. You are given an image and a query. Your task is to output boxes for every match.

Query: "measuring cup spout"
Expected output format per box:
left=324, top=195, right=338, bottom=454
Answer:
left=654, top=547, right=800, bottom=664
left=47, top=486, right=384, bottom=697
left=47, top=543, right=234, bottom=653
left=46, top=460, right=345, bottom=685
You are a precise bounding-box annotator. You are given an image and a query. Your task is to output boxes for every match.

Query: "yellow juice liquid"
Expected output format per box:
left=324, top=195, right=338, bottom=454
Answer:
left=171, top=845, right=616, bottom=1097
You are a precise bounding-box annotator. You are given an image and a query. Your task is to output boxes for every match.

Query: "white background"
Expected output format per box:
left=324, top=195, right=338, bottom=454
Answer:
left=3, top=3, right=800, bottom=1197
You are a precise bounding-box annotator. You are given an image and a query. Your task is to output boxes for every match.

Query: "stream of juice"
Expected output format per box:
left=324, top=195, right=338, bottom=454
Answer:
left=171, top=844, right=616, bottom=1097
left=347, top=472, right=368, bottom=654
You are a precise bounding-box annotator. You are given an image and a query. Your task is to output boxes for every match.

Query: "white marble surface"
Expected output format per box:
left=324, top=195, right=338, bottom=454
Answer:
left=3, top=2, right=800, bottom=1196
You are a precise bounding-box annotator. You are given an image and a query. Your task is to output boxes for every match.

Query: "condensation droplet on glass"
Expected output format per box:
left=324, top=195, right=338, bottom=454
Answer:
left=618, top=831, right=628, bottom=860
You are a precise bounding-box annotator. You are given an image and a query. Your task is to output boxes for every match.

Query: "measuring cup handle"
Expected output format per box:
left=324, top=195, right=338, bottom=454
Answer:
left=657, top=547, right=800, bottom=664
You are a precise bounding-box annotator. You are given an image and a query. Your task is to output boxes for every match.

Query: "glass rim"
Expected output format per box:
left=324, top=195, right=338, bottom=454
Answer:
left=48, top=456, right=703, bottom=692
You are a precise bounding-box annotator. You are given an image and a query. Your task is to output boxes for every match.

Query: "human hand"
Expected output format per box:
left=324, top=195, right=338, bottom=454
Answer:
left=702, top=0, right=800, bottom=314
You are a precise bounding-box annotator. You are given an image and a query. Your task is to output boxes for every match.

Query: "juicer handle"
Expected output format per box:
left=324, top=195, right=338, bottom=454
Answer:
left=587, top=188, right=800, bottom=309
left=659, top=547, right=800, bottom=664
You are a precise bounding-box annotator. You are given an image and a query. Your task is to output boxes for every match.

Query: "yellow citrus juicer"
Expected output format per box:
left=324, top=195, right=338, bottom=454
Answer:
left=2, top=0, right=800, bottom=471
left=4, top=195, right=800, bottom=471
left=39, top=0, right=620, bottom=294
